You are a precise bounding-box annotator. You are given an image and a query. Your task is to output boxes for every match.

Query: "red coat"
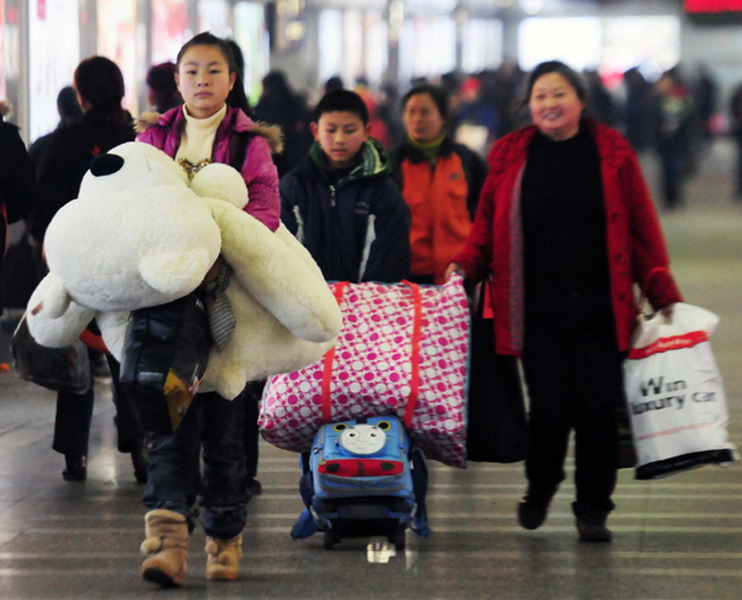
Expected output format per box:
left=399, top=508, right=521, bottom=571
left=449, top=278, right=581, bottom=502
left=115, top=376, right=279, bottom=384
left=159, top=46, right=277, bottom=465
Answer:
left=455, top=119, right=682, bottom=355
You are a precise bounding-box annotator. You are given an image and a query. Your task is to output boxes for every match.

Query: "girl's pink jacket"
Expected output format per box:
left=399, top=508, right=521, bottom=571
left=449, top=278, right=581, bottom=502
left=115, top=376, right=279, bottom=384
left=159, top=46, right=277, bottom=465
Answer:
left=137, top=105, right=282, bottom=231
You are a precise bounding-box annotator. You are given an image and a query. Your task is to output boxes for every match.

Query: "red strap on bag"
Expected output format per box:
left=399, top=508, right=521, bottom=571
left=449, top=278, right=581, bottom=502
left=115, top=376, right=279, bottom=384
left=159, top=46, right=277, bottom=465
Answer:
left=321, top=281, right=349, bottom=422
left=401, top=280, right=423, bottom=428
left=320, top=280, right=424, bottom=426
left=79, top=328, right=108, bottom=354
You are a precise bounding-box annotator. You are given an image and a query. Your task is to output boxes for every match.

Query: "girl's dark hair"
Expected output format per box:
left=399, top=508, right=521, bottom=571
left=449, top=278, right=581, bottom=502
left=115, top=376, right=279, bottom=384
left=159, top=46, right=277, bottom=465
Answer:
left=177, top=31, right=254, bottom=118
left=73, top=56, right=130, bottom=131
left=524, top=60, right=589, bottom=105
left=402, top=84, right=450, bottom=122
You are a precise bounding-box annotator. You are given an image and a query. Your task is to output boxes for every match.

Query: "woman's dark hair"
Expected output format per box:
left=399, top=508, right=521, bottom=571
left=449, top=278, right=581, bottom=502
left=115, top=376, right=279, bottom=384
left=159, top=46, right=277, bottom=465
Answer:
left=402, top=84, right=450, bottom=122
left=73, top=56, right=130, bottom=131
left=146, top=61, right=181, bottom=113
left=177, top=31, right=254, bottom=117
left=524, top=60, right=589, bottom=105
left=74, top=56, right=125, bottom=111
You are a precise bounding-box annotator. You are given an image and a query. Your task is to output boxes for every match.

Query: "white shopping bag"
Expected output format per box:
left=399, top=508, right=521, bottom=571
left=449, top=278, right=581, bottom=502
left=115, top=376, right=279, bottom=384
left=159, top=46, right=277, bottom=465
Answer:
left=624, top=303, right=737, bottom=479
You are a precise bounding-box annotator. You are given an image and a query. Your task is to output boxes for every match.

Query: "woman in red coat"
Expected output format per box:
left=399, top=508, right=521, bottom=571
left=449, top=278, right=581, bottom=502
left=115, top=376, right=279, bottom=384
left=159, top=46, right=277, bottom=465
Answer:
left=447, top=61, right=683, bottom=542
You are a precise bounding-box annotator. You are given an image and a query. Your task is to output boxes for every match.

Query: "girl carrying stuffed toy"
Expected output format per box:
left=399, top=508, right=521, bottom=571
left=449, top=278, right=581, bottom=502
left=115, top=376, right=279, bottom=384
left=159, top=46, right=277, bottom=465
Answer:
left=136, top=32, right=282, bottom=587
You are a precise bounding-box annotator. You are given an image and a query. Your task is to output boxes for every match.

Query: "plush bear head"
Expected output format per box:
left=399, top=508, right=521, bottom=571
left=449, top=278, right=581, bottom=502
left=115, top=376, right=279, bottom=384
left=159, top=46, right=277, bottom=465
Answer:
left=41, top=141, right=239, bottom=313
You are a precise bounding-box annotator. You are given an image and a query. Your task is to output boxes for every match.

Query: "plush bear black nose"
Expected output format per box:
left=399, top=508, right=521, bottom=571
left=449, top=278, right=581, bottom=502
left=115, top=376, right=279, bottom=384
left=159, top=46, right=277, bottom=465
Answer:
left=89, top=154, right=124, bottom=177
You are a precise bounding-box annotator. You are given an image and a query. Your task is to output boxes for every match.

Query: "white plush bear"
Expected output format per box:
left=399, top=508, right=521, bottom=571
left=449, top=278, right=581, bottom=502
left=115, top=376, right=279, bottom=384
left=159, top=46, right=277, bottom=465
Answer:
left=27, top=141, right=342, bottom=399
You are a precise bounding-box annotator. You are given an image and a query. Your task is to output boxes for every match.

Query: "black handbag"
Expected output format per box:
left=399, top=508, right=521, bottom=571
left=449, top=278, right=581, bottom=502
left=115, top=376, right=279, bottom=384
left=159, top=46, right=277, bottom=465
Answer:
left=11, top=313, right=91, bottom=394
left=119, top=291, right=211, bottom=433
left=466, top=283, right=528, bottom=463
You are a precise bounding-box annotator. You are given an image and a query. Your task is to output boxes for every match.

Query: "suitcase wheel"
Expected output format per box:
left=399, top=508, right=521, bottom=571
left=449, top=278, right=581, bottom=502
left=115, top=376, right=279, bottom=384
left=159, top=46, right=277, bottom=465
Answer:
left=390, top=522, right=406, bottom=551
left=323, top=528, right=339, bottom=550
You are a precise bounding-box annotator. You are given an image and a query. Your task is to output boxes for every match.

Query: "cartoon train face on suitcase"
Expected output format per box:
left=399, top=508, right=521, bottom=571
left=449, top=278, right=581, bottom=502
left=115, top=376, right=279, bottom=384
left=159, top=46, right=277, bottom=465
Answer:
left=317, top=419, right=406, bottom=479
left=313, top=415, right=412, bottom=498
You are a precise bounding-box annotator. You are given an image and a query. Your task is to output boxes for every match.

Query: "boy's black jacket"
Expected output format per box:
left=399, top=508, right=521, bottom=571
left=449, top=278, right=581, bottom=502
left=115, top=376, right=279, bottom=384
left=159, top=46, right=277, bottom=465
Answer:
left=280, top=137, right=410, bottom=283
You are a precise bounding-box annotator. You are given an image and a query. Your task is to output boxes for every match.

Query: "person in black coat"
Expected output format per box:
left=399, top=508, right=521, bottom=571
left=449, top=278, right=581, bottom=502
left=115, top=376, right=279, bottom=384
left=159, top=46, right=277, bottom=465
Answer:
left=30, top=56, right=145, bottom=483
left=0, top=99, right=35, bottom=313
left=28, top=86, right=83, bottom=174
left=3, top=87, right=84, bottom=308
left=254, top=70, right=313, bottom=176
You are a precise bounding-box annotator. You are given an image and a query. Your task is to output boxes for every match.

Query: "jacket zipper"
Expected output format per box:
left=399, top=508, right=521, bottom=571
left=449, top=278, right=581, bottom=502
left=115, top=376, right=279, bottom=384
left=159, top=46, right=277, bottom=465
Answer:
left=330, top=185, right=336, bottom=207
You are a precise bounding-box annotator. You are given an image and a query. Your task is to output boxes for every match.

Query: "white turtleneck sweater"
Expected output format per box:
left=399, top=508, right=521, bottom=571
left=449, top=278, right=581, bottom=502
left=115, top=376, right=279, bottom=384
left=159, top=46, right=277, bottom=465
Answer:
left=175, top=103, right=228, bottom=165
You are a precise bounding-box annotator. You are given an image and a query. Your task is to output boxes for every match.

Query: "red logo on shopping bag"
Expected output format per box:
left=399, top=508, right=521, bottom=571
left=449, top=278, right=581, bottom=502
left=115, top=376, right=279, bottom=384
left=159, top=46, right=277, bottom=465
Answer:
left=628, top=331, right=709, bottom=360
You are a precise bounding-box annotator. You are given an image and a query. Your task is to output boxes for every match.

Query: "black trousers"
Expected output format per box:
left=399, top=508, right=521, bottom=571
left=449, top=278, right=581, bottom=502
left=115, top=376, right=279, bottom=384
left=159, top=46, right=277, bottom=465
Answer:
left=521, top=292, right=625, bottom=516
left=243, top=379, right=265, bottom=480
left=143, top=389, right=249, bottom=539
left=52, top=352, right=142, bottom=456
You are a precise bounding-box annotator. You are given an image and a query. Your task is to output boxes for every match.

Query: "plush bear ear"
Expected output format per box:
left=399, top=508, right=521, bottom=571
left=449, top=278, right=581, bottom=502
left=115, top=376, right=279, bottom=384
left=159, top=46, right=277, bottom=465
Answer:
left=190, top=163, right=248, bottom=209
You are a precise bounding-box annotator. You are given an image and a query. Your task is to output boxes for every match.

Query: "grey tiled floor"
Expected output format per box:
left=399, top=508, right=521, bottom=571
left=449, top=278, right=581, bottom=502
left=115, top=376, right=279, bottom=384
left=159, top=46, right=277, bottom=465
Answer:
left=1, top=141, right=741, bottom=599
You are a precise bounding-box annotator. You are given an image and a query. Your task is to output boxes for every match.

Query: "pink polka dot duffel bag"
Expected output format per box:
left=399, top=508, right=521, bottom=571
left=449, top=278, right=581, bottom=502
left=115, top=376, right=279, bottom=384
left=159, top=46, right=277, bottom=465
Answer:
left=259, top=276, right=471, bottom=468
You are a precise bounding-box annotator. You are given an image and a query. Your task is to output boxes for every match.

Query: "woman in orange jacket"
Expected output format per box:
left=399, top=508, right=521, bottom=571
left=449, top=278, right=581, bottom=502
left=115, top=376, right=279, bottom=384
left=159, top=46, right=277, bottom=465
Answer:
left=393, top=84, right=486, bottom=284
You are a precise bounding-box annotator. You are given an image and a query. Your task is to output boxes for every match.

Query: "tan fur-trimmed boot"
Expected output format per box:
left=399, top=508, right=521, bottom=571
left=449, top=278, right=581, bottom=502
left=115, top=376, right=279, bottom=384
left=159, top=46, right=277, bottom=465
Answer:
left=140, top=509, right=190, bottom=587
left=205, top=533, right=243, bottom=580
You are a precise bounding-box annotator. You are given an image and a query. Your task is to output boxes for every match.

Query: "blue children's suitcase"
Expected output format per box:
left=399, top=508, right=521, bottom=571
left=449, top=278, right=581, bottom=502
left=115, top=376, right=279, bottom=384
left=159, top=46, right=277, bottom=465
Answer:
left=291, top=415, right=430, bottom=549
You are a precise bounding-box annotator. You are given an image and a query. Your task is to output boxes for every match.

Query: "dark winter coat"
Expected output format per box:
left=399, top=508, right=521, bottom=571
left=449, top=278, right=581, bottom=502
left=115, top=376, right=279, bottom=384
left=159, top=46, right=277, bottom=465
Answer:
left=0, top=118, right=35, bottom=233
left=30, top=108, right=135, bottom=242
left=0, top=113, right=36, bottom=310
left=280, top=138, right=411, bottom=283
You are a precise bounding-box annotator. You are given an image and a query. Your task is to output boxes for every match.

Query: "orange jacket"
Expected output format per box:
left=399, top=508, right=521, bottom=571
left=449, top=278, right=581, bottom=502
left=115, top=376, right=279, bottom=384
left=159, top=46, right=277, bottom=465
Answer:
left=394, top=141, right=486, bottom=283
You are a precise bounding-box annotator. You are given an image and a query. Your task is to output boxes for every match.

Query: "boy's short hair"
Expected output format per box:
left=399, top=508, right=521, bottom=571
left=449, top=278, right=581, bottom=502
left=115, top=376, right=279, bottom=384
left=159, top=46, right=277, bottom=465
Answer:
left=313, top=90, right=369, bottom=125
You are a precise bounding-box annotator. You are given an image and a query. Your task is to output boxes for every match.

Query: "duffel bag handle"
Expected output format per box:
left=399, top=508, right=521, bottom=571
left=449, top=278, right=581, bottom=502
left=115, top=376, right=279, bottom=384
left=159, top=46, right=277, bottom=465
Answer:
left=320, top=280, right=423, bottom=427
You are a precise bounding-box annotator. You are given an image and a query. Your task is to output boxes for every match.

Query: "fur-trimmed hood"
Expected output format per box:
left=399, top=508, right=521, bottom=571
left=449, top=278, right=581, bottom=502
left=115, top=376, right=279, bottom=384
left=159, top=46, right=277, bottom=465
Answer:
left=249, top=119, right=284, bottom=155
left=136, top=105, right=283, bottom=154
left=0, top=99, right=13, bottom=119
left=134, top=110, right=161, bottom=134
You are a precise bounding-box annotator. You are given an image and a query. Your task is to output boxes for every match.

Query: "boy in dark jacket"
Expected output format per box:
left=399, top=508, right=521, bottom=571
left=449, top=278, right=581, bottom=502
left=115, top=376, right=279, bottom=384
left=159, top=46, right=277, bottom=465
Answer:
left=280, top=89, right=410, bottom=283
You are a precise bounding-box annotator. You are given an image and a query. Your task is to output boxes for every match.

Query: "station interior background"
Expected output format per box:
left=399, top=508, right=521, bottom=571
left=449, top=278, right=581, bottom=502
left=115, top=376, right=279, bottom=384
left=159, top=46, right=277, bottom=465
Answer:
left=2, top=0, right=742, bottom=147
left=1, top=3, right=742, bottom=597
